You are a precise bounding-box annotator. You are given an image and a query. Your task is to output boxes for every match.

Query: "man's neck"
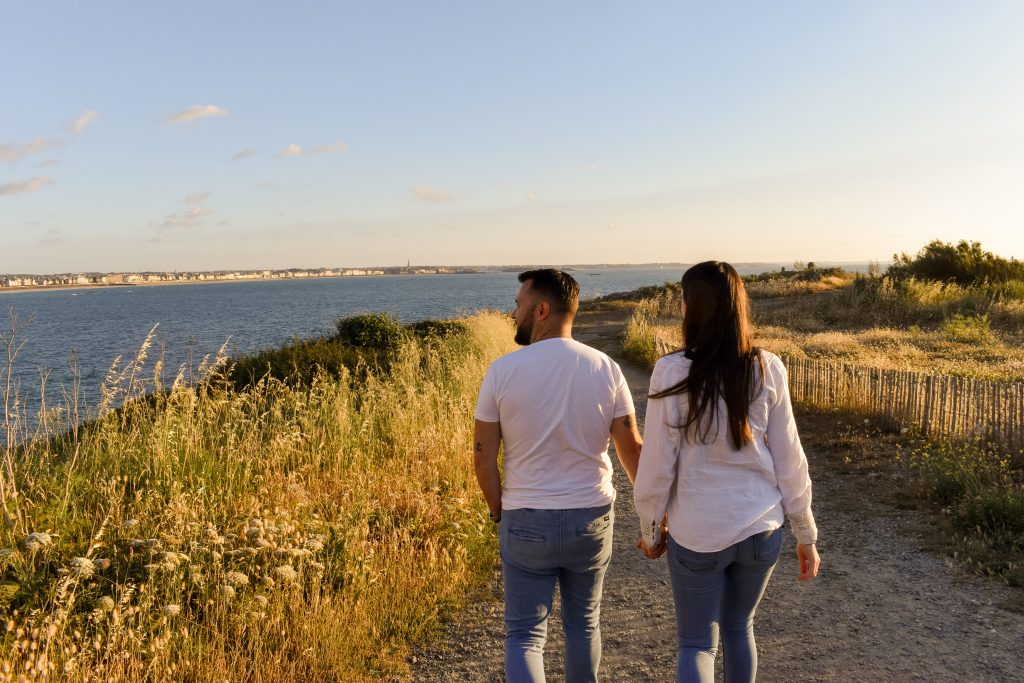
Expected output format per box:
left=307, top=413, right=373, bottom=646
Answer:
left=531, top=320, right=573, bottom=343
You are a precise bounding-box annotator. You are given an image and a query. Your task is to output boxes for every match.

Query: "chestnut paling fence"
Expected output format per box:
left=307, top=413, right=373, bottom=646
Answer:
left=653, top=337, right=1024, bottom=450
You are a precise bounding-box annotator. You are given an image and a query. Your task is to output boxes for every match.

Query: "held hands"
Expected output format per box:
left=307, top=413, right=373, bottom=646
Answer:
left=636, top=518, right=669, bottom=560
left=796, top=543, right=820, bottom=581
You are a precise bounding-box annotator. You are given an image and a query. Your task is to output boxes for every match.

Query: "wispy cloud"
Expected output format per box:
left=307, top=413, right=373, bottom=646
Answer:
left=231, top=148, right=256, bottom=161
left=584, top=163, right=600, bottom=173
left=276, top=142, right=347, bottom=158
left=0, top=176, right=55, bottom=197
left=526, top=192, right=540, bottom=202
left=184, top=192, right=210, bottom=204
left=0, top=138, right=60, bottom=163
left=166, top=104, right=229, bottom=124
left=38, top=159, right=62, bottom=168
left=38, top=229, right=62, bottom=245
left=71, top=110, right=98, bottom=135
left=412, top=185, right=456, bottom=203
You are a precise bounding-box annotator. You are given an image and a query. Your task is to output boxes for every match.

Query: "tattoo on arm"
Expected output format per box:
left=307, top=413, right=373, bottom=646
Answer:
left=623, top=415, right=633, bottom=430
left=475, top=441, right=483, bottom=453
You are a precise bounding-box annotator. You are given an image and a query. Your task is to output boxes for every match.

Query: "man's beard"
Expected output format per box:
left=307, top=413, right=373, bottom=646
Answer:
left=514, top=317, right=533, bottom=346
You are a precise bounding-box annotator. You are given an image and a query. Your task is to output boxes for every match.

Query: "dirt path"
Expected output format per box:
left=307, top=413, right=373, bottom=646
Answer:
left=406, top=310, right=1024, bottom=682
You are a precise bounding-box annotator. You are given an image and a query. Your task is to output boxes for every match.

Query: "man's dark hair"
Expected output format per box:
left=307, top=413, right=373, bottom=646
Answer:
left=518, top=269, right=579, bottom=316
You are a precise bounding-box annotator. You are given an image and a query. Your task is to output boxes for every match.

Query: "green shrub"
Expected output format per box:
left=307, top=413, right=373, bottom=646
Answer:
left=621, top=310, right=659, bottom=368
left=941, top=313, right=992, bottom=343
left=890, top=239, right=1024, bottom=285
left=335, top=313, right=408, bottom=349
left=227, top=336, right=364, bottom=390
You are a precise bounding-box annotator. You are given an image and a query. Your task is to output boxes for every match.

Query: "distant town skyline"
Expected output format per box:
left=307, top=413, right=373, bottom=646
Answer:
left=3, top=2, right=1023, bottom=272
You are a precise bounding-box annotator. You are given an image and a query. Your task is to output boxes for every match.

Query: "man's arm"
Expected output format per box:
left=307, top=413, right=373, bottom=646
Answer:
left=473, top=419, right=503, bottom=521
left=610, top=413, right=642, bottom=484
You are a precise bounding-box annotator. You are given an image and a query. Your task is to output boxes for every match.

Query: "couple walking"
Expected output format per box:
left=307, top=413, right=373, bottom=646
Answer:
left=473, top=265, right=820, bottom=683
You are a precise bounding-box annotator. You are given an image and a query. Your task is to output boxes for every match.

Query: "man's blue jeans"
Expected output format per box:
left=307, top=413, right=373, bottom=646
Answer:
left=666, top=528, right=783, bottom=683
left=499, top=504, right=614, bottom=683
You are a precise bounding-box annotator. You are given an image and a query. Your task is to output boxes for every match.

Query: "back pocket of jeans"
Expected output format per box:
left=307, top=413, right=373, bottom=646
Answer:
left=577, top=514, right=612, bottom=537
left=754, top=528, right=783, bottom=561
left=675, top=546, right=717, bottom=572
left=508, top=527, right=546, bottom=543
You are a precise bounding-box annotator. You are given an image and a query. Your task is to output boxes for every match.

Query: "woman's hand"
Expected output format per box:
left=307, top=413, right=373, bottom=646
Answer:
left=636, top=537, right=667, bottom=559
left=796, top=543, right=820, bottom=581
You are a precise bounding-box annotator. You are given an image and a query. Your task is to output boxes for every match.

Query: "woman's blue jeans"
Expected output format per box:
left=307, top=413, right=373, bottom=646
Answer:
left=499, top=504, right=614, bottom=683
left=667, top=528, right=783, bottom=683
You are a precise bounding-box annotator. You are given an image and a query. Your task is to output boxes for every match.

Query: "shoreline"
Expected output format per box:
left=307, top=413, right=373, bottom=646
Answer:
left=0, top=272, right=487, bottom=296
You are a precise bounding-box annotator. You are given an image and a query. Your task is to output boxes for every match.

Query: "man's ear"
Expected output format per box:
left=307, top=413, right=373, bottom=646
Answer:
left=535, top=300, right=550, bottom=320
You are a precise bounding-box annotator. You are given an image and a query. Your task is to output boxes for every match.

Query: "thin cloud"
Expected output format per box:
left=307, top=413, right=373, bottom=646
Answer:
left=154, top=205, right=214, bottom=238
left=412, top=185, right=456, bottom=203
left=0, top=176, right=55, bottom=197
left=38, top=229, right=62, bottom=245
left=184, top=192, right=210, bottom=204
left=166, top=104, right=229, bottom=124
left=276, top=142, right=347, bottom=158
left=526, top=192, right=540, bottom=202
left=0, top=138, right=59, bottom=162
left=71, top=110, right=98, bottom=135
left=584, top=163, right=600, bottom=173
left=38, top=159, right=62, bottom=168
left=231, top=148, right=256, bottom=161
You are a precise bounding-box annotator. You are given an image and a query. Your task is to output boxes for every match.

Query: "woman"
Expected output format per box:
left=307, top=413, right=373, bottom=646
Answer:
left=634, top=261, right=820, bottom=683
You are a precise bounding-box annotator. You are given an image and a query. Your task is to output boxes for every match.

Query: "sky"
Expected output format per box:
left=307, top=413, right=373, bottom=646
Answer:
left=2, top=1, right=1023, bottom=273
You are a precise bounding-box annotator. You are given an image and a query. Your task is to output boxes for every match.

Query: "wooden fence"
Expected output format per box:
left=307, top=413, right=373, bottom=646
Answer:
left=652, top=337, right=1024, bottom=450
left=781, top=355, right=1024, bottom=450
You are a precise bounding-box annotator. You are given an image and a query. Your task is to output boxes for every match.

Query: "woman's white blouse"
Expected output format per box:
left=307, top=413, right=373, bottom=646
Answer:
left=634, top=350, right=818, bottom=552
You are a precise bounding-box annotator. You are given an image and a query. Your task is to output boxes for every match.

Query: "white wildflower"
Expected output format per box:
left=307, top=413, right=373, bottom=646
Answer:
left=254, top=595, right=269, bottom=607
left=161, top=604, right=181, bottom=617
left=21, top=532, right=53, bottom=553
left=289, top=548, right=313, bottom=559
left=225, top=571, right=249, bottom=587
left=218, top=585, right=236, bottom=601
left=96, top=596, right=116, bottom=612
left=272, top=565, right=298, bottom=583
left=260, top=576, right=275, bottom=590
left=122, top=519, right=138, bottom=529
left=69, top=557, right=94, bottom=578
left=303, top=537, right=325, bottom=552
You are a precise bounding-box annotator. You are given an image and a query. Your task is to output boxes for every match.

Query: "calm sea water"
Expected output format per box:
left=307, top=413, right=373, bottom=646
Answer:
left=1, top=263, right=847, bottom=426
left=0, top=268, right=688, bottom=423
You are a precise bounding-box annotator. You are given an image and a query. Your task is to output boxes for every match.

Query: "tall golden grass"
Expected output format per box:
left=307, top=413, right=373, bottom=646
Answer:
left=0, top=312, right=515, bottom=681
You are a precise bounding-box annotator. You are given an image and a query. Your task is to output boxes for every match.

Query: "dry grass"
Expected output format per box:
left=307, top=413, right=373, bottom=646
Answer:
left=0, top=312, right=516, bottom=681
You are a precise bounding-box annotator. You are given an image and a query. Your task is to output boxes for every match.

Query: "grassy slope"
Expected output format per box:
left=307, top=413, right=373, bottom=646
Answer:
left=0, top=312, right=515, bottom=681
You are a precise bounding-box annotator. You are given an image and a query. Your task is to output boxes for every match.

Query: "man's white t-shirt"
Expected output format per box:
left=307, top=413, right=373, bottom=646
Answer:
left=475, top=337, right=635, bottom=510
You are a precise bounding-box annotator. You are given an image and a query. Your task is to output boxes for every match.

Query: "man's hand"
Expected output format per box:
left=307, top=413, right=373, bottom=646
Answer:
left=796, top=543, right=820, bottom=581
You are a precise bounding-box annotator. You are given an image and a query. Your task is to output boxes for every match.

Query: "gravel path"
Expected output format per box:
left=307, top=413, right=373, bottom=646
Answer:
left=405, top=311, right=1024, bottom=682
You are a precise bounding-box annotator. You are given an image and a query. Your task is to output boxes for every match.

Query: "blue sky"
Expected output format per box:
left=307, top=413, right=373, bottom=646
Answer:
left=2, top=1, right=1023, bottom=272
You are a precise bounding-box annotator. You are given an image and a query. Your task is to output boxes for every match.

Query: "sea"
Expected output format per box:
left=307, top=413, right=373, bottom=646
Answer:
left=0, top=264, right=858, bottom=428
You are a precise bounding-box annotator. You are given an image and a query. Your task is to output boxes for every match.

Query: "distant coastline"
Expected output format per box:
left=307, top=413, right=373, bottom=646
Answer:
left=0, top=267, right=482, bottom=295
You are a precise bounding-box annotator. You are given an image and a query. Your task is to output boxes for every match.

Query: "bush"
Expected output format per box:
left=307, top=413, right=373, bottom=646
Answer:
left=335, top=313, right=408, bottom=350
left=227, top=336, right=364, bottom=390
left=941, top=313, right=992, bottom=343
left=889, top=239, right=1024, bottom=285
left=621, top=310, right=660, bottom=368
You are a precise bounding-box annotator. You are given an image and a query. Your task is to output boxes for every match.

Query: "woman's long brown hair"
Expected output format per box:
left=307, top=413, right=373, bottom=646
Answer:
left=650, top=261, right=764, bottom=449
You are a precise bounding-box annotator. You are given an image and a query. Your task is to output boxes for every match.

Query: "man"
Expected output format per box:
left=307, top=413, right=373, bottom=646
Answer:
left=473, top=268, right=643, bottom=683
